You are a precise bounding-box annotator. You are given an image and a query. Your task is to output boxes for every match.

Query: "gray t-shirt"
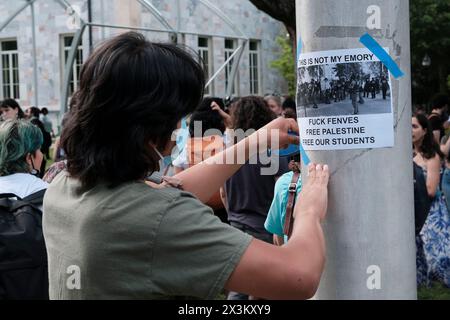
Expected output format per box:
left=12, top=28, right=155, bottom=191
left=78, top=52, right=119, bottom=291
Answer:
left=43, top=171, right=252, bottom=299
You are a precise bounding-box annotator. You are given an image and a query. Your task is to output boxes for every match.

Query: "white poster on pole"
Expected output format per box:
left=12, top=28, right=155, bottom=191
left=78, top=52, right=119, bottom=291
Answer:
left=296, top=47, right=394, bottom=151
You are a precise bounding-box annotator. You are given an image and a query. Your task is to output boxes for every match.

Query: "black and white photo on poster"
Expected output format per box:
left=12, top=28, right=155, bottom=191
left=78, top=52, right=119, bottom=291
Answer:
left=297, top=55, right=391, bottom=117
left=296, top=48, right=394, bottom=151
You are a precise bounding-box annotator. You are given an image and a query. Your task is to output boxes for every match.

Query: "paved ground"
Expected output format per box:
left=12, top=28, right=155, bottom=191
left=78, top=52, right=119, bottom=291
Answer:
left=298, top=93, right=392, bottom=118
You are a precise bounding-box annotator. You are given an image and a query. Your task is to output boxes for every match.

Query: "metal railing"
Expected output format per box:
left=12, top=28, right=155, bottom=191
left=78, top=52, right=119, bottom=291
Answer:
left=0, top=0, right=249, bottom=120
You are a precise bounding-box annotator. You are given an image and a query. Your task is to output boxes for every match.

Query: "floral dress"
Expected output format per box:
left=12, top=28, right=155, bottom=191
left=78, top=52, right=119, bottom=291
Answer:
left=416, top=167, right=450, bottom=287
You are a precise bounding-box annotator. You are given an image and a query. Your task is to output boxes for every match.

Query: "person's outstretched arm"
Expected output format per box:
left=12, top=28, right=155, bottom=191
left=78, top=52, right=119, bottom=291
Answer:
left=440, top=135, right=450, bottom=158
left=172, top=117, right=299, bottom=203
left=225, top=163, right=329, bottom=300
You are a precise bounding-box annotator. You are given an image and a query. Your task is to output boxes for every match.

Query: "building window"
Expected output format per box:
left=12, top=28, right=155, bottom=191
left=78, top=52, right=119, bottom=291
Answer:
left=224, top=38, right=238, bottom=95
left=61, top=35, right=83, bottom=96
left=198, top=37, right=213, bottom=95
left=0, top=40, right=20, bottom=99
left=249, top=40, right=261, bottom=95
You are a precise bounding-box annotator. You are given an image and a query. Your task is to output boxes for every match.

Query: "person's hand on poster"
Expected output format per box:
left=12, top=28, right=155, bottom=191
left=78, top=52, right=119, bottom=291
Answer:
left=294, top=163, right=329, bottom=222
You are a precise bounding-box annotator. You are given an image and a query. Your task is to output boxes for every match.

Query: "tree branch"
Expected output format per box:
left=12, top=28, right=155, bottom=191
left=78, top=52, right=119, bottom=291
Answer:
left=248, top=0, right=296, bottom=38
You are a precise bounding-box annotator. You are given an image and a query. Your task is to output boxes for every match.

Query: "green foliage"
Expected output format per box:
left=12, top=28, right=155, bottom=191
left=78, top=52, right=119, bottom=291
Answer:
left=270, top=36, right=296, bottom=97
left=410, top=0, right=450, bottom=104
left=410, top=0, right=450, bottom=52
left=266, top=1, right=450, bottom=103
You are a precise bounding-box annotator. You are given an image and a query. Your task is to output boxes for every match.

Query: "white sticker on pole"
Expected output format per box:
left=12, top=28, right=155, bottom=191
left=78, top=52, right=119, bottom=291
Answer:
left=296, top=47, right=394, bottom=151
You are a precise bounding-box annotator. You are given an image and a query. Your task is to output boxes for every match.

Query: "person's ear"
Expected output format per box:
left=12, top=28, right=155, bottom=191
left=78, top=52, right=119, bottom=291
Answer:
left=25, top=153, right=33, bottom=167
left=9, top=108, right=18, bottom=118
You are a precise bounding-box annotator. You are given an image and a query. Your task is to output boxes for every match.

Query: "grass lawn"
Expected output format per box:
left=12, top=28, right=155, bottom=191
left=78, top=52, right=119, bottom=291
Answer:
left=45, top=146, right=55, bottom=171
left=418, top=282, right=450, bottom=300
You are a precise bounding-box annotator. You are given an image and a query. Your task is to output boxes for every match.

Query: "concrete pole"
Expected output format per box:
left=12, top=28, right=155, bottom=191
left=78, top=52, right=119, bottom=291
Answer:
left=296, top=0, right=416, bottom=299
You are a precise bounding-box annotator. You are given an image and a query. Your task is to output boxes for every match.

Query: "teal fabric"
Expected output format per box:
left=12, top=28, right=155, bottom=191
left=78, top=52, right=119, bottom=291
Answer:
left=264, top=171, right=302, bottom=242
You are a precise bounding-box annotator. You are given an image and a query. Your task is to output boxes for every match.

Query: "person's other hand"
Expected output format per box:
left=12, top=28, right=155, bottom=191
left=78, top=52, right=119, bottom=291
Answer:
left=295, top=163, right=329, bottom=222
left=258, top=117, right=299, bottom=150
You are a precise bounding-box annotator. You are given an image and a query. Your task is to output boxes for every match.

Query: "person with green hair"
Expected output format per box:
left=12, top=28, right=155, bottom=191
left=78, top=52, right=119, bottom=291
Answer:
left=0, top=119, right=48, bottom=200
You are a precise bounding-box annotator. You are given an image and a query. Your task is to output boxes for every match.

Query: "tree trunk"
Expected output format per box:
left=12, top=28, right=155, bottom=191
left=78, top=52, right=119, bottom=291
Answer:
left=249, top=0, right=296, bottom=42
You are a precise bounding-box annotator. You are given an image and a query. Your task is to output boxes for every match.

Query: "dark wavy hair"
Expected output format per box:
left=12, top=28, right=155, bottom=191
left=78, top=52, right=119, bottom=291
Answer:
left=413, top=113, right=444, bottom=160
left=431, top=93, right=449, bottom=110
left=189, top=97, right=226, bottom=137
left=61, top=32, right=205, bottom=190
left=27, top=106, right=41, bottom=118
left=0, top=98, right=25, bottom=119
left=282, top=97, right=296, bottom=111
left=231, top=96, right=276, bottom=131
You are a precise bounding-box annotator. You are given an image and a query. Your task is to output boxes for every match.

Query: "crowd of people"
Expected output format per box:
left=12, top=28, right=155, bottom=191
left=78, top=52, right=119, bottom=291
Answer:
left=0, top=99, right=53, bottom=177
left=412, top=93, right=450, bottom=288
left=0, top=31, right=448, bottom=300
left=298, top=75, right=390, bottom=111
left=0, top=32, right=329, bottom=300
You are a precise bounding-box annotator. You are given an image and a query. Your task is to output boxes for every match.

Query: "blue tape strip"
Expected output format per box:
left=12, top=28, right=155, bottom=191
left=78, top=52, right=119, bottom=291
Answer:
left=278, top=143, right=300, bottom=157
left=359, top=33, right=404, bottom=79
left=299, top=143, right=310, bottom=166
left=296, top=37, right=302, bottom=63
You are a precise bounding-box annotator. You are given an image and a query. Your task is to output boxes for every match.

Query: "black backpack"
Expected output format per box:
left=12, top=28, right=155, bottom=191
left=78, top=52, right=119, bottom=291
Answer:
left=0, top=190, right=49, bottom=300
left=413, top=162, right=431, bottom=236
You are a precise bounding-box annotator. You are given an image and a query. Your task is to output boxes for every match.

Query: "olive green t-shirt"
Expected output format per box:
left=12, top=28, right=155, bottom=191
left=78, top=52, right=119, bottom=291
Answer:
left=43, top=171, right=252, bottom=299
